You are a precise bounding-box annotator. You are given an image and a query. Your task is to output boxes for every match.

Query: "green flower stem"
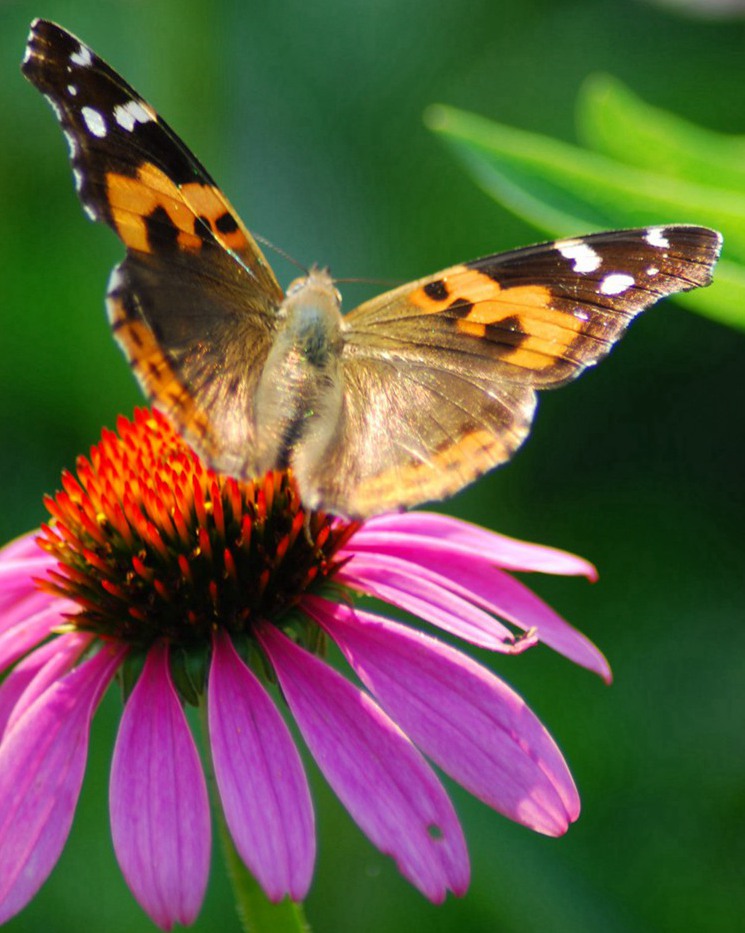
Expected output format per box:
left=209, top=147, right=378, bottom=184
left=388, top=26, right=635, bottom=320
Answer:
left=198, top=703, right=311, bottom=933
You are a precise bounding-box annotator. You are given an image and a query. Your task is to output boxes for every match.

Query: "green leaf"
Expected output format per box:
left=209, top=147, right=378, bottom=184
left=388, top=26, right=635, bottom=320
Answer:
left=577, top=73, right=745, bottom=193
left=425, top=103, right=745, bottom=331
left=693, top=258, right=745, bottom=330
left=425, top=104, right=745, bottom=255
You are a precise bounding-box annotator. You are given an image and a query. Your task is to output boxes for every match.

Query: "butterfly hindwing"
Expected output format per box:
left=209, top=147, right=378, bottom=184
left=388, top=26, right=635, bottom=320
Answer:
left=295, top=351, right=536, bottom=517
left=106, top=254, right=278, bottom=474
left=298, top=226, right=722, bottom=516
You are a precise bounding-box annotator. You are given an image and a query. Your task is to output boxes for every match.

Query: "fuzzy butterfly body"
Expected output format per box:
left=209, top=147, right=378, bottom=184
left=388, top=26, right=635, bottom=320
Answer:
left=22, top=19, right=722, bottom=519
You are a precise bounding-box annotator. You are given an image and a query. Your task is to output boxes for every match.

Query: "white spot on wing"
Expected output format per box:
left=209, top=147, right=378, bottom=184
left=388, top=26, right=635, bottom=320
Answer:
left=81, top=107, right=107, bottom=138
left=83, top=201, right=98, bottom=221
left=600, top=273, right=635, bottom=296
left=574, top=309, right=590, bottom=321
left=43, top=94, right=63, bottom=121
left=70, top=44, right=93, bottom=68
left=67, top=84, right=78, bottom=96
left=645, top=227, right=670, bottom=249
left=72, top=167, right=84, bottom=192
left=113, top=100, right=154, bottom=132
left=63, top=128, right=79, bottom=159
left=108, top=266, right=125, bottom=293
left=646, top=265, right=659, bottom=277
left=556, top=239, right=602, bottom=274
left=22, top=42, right=33, bottom=66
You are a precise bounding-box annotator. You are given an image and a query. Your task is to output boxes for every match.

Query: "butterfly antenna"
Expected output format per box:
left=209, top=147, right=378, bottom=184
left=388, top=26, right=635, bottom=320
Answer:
left=335, top=275, right=403, bottom=288
left=254, top=234, right=308, bottom=275
left=253, top=236, right=402, bottom=288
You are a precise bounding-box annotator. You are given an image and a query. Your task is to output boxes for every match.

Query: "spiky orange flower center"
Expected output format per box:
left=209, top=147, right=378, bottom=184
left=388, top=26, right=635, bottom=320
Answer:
left=37, top=409, right=358, bottom=649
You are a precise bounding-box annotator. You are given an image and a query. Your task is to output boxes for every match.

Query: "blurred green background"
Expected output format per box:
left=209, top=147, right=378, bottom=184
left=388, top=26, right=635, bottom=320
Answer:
left=2, top=0, right=745, bottom=931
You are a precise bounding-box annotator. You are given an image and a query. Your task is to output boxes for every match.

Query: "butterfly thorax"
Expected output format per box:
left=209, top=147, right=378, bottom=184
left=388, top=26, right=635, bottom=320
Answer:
left=278, top=266, right=343, bottom=365
left=253, top=266, right=345, bottom=474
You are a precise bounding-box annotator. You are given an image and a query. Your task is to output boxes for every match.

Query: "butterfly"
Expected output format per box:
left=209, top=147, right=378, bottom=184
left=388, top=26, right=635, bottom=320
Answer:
left=22, top=19, right=722, bottom=519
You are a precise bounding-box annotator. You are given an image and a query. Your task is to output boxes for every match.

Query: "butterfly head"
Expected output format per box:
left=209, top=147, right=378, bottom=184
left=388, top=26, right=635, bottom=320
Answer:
left=281, top=264, right=343, bottom=333
left=285, top=263, right=340, bottom=301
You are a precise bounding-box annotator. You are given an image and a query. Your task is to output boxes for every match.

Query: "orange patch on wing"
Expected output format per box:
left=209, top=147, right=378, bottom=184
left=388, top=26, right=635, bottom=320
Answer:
left=108, top=295, right=213, bottom=447
left=179, top=182, right=250, bottom=253
left=460, top=282, right=552, bottom=324
left=105, top=162, right=250, bottom=255
left=409, top=265, right=468, bottom=313
left=349, top=426, right=509, bottom=516
left=411, top=267, right=584, bottom=372
left=457, top=285, right=584, bottom=371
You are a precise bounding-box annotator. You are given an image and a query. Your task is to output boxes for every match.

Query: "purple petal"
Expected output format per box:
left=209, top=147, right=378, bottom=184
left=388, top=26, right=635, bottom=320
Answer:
left=0, top=632, right=92, bottom=741
left=0, top=600, right=75, bottom=679
left=0, top=644, right=122, bottom=924
left=208, top=630, right=314, bottom=901
left=346, top=547, right=610, bottom=682
left=308, top=597, right=579, bottom=835
left=352, top=511, right=597, bottom=578
left=110, top=641, right=210, bottom=930
left=337, top=553, right=534, bottom=653
left=258, top=623, right=469, bottom=902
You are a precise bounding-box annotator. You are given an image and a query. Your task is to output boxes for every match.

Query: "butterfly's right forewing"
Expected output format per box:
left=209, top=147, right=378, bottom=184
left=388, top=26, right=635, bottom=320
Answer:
left=296, top=225, right=722, bottom=518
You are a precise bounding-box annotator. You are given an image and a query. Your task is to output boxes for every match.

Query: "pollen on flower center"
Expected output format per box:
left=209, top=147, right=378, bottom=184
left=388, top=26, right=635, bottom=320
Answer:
left=36, top=409, right=358, bottom=648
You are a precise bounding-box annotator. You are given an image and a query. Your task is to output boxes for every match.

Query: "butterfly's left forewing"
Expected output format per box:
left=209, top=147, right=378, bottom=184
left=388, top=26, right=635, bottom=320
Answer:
left=22, top=20, right=279, bottom=287
left=297, top=226, right=722, bottom=517
left=22, top=19, right=282, bottom=475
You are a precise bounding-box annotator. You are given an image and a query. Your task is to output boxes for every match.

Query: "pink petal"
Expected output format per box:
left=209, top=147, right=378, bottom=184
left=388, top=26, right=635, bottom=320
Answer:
left=0, top=583, right=57, bottom=628
left=0, top=644, right=122, bottom=924
left=352, top=511, right=597, bottom=578
left=347, top=547, right=610, bottom=682
left=258, top=623, right=469, bottom=902
left=0, top=557, right=55, bottom=584
left=308, top=597, right=579, bottom=835
left=110, top=641, right=211, bottom=930
left=0, top=632, right=93, bottom=740
left=0, top=531, right=45, bottom=563
left=337, top=553, right=534, bottom=653
left=0, top=551, right=55, bottom=620
left=208, top=630, right=314, bottom=901
left=0, top=600, right=73, bottom=676
left=462, top=564, right=611, bottom=682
